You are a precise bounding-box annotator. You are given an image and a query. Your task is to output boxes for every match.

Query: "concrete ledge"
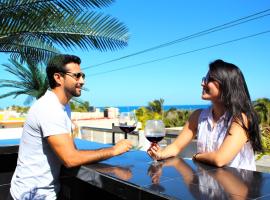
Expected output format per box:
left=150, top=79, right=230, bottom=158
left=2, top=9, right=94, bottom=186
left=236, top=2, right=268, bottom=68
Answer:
left=256, top=155, right=270, bottom=173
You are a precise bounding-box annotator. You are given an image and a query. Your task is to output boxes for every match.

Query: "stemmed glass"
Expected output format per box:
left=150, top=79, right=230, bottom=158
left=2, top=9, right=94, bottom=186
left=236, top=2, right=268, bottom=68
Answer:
left=118, top=112, right=137, bottom=134
left=144, top=120, right=166, bottom=164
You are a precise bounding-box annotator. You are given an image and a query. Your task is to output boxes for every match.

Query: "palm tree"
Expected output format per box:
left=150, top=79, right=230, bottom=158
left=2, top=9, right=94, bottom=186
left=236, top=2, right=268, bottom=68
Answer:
left=254, top=98, right=270, bottom=126
left=147, top=98, right=164, bottom=115
left=135, top=98, right=165, bottom=129
left=0, top=58, right=48, bottom=104
left=0, top=0, right=129, bottom=104
left=70, top=99, right=90, bottom=112
left=0, top=0, right=129, bottom=63
left=253, top=98, right=270, bottom=158
left=163, top=109, right=191, bottom=127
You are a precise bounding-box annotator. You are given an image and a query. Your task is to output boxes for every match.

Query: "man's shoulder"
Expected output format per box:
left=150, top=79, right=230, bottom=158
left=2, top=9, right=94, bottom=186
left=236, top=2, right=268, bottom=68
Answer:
left=32, top=91, right=60, bottom=109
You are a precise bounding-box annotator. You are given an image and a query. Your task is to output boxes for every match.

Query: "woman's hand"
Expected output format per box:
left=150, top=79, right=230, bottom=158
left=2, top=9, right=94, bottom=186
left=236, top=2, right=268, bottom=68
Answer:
left=147, top=161, right=164, bottom=184
left=147, top=143, right=163, bottom=161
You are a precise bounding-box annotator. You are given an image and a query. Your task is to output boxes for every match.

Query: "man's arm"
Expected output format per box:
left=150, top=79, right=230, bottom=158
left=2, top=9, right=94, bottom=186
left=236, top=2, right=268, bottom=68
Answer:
left=47, top=134, right=132, bottom=168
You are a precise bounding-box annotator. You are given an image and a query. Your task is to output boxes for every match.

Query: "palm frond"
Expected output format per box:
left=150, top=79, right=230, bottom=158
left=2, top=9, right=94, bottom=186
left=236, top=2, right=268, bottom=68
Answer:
left=0, top=58, right=48, bottom=104
left=0, top=0, right=114, bottom=12
left=0, top=0, right=129, bottom=62
left=0, top=34, right=60, bottom=63
left=2, top=60, right=39, bottom=88
left=0, top=90, right=27, bottom=99
left=1, top=9, right=128, bottom=51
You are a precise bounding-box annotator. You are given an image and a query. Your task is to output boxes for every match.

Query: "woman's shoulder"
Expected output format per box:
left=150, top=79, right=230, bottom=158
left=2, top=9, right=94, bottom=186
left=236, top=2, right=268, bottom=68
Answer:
left=191, top=107, right=210, bottom=119
left=192, top=109, right=203, bottom=117
left=188, top=109, right=204, bottom=125
left=188, top=108, right=211, bottom=128
left=231, top=112, right=248, bottom=127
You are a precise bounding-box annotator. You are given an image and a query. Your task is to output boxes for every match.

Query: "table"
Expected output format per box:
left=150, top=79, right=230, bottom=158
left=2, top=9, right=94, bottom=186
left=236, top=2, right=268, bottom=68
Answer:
left=0, top=139, right=19, bottom=154
left=1, top=138, right=270, bottom=199
left=0, top=139, right=20, bottom=198
left=65, top=139, right=270, bottom=200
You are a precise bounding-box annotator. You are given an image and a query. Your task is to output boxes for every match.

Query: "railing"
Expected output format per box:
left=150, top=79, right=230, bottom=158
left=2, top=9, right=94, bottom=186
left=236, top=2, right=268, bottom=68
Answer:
left=80, top=124, right=139, bottom=145
left=79, top=125, right=196, bottom=157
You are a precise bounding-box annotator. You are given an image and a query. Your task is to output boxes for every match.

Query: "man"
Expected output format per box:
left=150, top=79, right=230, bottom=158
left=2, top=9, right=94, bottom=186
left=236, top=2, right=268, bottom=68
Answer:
left=9, top=54, right=132, bottom=199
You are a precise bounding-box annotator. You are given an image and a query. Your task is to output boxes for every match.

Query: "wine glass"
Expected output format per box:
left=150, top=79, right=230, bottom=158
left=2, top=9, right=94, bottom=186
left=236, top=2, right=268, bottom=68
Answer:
left=144, top=120, right=166, bottom=164
left=118, top=112, right=137, bottom=134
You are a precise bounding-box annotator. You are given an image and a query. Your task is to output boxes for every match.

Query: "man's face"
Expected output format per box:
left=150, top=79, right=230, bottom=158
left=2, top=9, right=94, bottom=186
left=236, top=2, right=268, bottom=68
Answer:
left=63, top=62, right=85, bottom=97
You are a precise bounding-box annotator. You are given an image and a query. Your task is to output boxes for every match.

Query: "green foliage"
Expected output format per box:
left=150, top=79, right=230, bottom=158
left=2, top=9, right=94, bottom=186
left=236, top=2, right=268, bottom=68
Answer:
left=0, top=0, right=129, bottom=109
left=0, top=0, right=129, bottom=106
left=163, top=109, right=192, bottom=127
left=135, top=107, right=161, bottom=129
left=135, top=99, right=192, bottom=129
left=247, top=98, right=270, bottom=159
left=261, top=127, right=270, bottom=154
left=0, top=0, right=129, bottom=63
left=254, top=98, right=270, bottom=126
left=253, top=98, right=270, bottom=158
left=147, top=98, right=164, bottom=114
left=70, top=99, right=90, bottom=112
left=0, top=59, right=48, bottom=105
left=256, top=126, right=270, bottom=159
left=9, top=105, right=30, bottom=114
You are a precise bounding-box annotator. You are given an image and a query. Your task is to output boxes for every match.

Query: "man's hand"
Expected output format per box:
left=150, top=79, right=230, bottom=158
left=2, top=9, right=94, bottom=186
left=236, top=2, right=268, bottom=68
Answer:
left=112, top=139, right=133, bottom=156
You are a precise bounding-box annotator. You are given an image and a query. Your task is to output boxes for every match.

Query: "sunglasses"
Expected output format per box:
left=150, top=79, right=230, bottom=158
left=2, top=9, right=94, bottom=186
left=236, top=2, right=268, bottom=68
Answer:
left=202, top=75, right=214, bottom=84
left=62, top=71, right=85, bottom=80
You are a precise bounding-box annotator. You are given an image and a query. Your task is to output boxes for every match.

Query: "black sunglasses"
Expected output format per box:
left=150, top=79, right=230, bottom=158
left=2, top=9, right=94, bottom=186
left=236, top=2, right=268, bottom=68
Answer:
left=202, top=75, right=214, bottom=84
left=61, top=71, right=85, bottom=80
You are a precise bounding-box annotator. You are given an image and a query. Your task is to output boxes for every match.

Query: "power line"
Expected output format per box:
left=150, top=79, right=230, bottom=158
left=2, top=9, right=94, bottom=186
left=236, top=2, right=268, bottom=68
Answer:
left=82, top=8, right=270, bottom=70
left=88, top=30, right=270, bottom=77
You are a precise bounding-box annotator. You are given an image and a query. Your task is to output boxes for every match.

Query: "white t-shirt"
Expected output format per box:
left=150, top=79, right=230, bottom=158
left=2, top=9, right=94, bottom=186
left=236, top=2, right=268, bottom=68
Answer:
left=10, top=90, right=72, bottom=200
left=197, top=107, right=256, bottom=171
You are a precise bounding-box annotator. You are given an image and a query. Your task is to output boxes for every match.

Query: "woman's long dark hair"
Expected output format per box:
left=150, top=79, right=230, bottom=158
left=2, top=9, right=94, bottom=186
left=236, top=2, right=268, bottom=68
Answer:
left=208, top=59, right=263, bottom=152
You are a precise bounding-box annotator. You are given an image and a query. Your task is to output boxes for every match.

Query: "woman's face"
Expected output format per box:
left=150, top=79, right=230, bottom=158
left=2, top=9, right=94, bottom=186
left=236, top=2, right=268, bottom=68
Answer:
left=201, top=72, right=221, bottom=102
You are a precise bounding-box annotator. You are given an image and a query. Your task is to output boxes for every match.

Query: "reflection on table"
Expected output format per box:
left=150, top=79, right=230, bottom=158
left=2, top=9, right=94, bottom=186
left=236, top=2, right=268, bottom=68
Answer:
left=65, top=140, right=270, bottom=200
left=147, top=157, right=266, bottom=199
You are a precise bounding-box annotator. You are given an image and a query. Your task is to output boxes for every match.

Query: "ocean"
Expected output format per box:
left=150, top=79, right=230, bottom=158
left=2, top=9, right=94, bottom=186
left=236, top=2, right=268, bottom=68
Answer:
left=98, top=104, right=210, bottom=113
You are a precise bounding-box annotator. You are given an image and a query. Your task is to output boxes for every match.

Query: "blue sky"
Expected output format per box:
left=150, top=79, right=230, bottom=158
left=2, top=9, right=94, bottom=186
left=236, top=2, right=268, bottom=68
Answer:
left=0, top=0, right=270, bottom=109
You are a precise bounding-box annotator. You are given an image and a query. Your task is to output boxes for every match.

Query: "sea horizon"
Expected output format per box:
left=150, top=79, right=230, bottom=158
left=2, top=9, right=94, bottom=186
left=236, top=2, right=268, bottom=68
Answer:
left=97, top=104, right=210, bottom=113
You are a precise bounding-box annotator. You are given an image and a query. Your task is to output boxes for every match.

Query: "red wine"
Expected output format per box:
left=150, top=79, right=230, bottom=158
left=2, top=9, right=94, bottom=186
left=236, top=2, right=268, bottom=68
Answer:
left=119, top=126, right=136, bottom=133
left=146, top=136, right=164, bottom=143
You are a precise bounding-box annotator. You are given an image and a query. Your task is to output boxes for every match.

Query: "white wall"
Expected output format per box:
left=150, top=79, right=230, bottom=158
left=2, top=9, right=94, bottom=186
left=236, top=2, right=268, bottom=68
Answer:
left=0, top=128, right=22, bottom=139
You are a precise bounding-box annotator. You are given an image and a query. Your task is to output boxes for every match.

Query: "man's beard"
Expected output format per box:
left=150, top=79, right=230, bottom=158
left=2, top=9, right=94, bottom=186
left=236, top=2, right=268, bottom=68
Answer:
left=66, top=87, right=82, bottom=97
left=71, top=89, right=81, bottom=97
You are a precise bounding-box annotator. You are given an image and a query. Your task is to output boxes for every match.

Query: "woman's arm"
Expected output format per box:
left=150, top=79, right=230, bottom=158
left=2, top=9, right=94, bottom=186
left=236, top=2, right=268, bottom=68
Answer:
left=209, top=168, right=248, bottom=200
left=194, top=114, right=249, bottom=167
left=147, top=109, right=201, bottom=160
left=165, top=158, right=195, bottom=184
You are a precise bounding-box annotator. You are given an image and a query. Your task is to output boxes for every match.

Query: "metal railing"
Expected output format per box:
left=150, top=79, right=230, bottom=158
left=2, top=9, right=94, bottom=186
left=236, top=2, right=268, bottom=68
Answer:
left=80, top=124, right=139, bottom=145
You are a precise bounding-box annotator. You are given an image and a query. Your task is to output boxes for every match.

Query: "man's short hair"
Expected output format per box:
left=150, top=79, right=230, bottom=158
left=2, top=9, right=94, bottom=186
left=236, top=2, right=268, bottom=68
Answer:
left=46, top=54, right=81, bottom=89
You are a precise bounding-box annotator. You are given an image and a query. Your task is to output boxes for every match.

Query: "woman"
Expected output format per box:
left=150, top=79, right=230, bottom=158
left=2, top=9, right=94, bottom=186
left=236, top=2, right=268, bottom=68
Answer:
left=147, top=59, right=263, bottom=170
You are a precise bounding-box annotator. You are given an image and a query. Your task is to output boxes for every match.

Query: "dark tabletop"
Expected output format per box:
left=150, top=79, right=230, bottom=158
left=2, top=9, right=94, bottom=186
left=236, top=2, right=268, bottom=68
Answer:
left=0, top=139, right=19, bottom=154
left=72, top=139, right=270, bottom=200
left=1, top=138, right=270, bottom=199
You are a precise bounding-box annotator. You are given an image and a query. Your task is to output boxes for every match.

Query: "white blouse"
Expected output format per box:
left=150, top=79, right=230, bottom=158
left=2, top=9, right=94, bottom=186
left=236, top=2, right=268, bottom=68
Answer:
left=197, top=107, right=256, bottom=171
